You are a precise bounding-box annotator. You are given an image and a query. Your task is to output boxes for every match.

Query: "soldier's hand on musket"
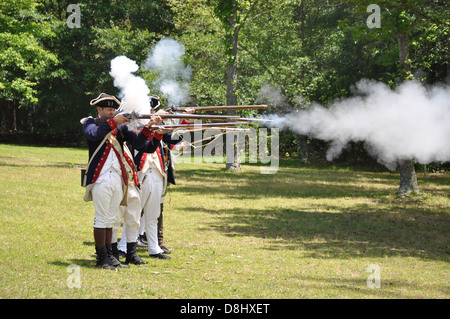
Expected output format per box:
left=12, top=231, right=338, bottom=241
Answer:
left=153, top=115, right=163, bottom=125
left=114, top=113, right=130, bottom=125
left=145, top=115, right=163, bottom=127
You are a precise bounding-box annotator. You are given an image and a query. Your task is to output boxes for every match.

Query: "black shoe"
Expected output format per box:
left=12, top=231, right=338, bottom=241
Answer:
left=125, top=242, right=148, bottom=265
left=160, top=246, right=171, bottom=254
left=139, top=234, right=148, bottom=244
left=149, top=253, right=171, bottom=260
left=136, top=237, right=148, bottom=248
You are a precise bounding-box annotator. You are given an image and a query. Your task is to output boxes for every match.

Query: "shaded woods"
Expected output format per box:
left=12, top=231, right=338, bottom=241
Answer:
left=1, top=1, right=448, bottom=172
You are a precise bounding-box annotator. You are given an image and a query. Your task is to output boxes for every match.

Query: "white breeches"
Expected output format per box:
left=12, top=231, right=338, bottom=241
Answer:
left=92, top=170, right=123, bottom=229
left=113, top=185, right=141, bottom=244
left=140, top=169, right=164, bottom=255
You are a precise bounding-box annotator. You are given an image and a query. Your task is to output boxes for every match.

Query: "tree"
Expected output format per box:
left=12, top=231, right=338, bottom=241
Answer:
left=394, top=4, right=421, bottom=195
left=346, top=0, right=449, bottom=195
left=0, top=0, right=59, bottom=132
left=34, top=0, right=174, bottom=134
left=213, top=0, right=242, bottom=171
left=169, top=0, right=268, bottom=172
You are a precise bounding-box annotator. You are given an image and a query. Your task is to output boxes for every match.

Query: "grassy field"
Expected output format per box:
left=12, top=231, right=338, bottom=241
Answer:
left=0, top=143, right=449, bottom=299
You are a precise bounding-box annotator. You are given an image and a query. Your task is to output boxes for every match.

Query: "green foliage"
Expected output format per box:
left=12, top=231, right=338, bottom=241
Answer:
left=345, top=0, right=450, bottom=86
left=0, top=0, right=59, bottom=106
left=1, top=0, right=174, bottom=133
left=1, top=0, right=448, bottom=169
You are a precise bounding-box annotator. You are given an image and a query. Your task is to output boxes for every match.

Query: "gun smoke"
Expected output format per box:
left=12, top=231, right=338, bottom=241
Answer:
left=110, top=55, right=151, bottom=116
left=110, top=37, right=191, bottom=116
left=144, top=37, right=192, bottom=107
left=264, top=79, right=450, bottom=170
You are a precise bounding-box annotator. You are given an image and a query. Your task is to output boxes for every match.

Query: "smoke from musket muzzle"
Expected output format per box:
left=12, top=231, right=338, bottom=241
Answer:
left=109, top=55, right=152, bottom=129
left=143, top=37, right=192, bottom=107
left=263, top=79, right=450, bottom=170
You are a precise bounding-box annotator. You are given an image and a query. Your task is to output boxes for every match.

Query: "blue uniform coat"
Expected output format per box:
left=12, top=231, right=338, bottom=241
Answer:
left=83, top=117, right=157, bottom=187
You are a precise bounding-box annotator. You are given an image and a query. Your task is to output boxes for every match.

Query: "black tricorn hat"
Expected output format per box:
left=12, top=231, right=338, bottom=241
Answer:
left=90, top=93, right=121, bottom=109
left=149, top=94, right=161, bottom=110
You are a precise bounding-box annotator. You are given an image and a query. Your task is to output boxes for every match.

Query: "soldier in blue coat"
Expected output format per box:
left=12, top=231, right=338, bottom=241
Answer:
left=82, top=93, right=162, bottom=270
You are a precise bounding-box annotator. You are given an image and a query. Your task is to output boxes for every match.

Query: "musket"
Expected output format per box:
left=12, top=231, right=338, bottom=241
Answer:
left=122, top=111, right=271, bottom=123
left=147, top=122, right=248, bottom=131
left=122, top=112, right=240, bottom=122
left=167, top=105, right=268, bottom=112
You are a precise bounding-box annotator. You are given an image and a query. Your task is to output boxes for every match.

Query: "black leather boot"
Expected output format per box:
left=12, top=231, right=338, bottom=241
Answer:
left=111, top=243, right=120, bottom=261
left=95, top=246, right=118, bottom=271
left=125, top=242, right=148, bottom=265
left=106, top=244, right=130, bottom=268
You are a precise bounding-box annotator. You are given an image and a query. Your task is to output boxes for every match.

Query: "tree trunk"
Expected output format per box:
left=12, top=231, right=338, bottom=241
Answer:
left=299, top=135, right=309, bottom=164
left=398, top=31, right=410, bottom=78
left=12, top=100, right=17, bottom=131
left=396, top=159, right=420, bottom=195
left=396, top=31, right=420, bottom=195
left=225, top=0, right=241, bottom=172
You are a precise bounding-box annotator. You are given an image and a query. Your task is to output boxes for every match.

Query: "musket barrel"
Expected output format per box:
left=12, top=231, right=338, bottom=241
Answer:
left=149, top=122, right=244, bottom=130
left=130, top=113, right=240, bottom=121
left=169, top=105, right=267, bottom=112
left=122, top=111, right=272, bottom=124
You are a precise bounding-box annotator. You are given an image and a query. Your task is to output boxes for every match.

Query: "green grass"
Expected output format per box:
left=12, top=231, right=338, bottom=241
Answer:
left=0, top=144, right=449, bottom=299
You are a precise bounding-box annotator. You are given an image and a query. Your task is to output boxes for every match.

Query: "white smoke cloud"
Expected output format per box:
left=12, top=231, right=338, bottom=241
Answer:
left=110, top=55, right=151, bottom=116
left=257, top=84, right=309, bottom=113
left=265, top=79, right=450, bottom=170
left=257, top=84, right=289, bottom=109
left=144, top=37, right=192, bottom=107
